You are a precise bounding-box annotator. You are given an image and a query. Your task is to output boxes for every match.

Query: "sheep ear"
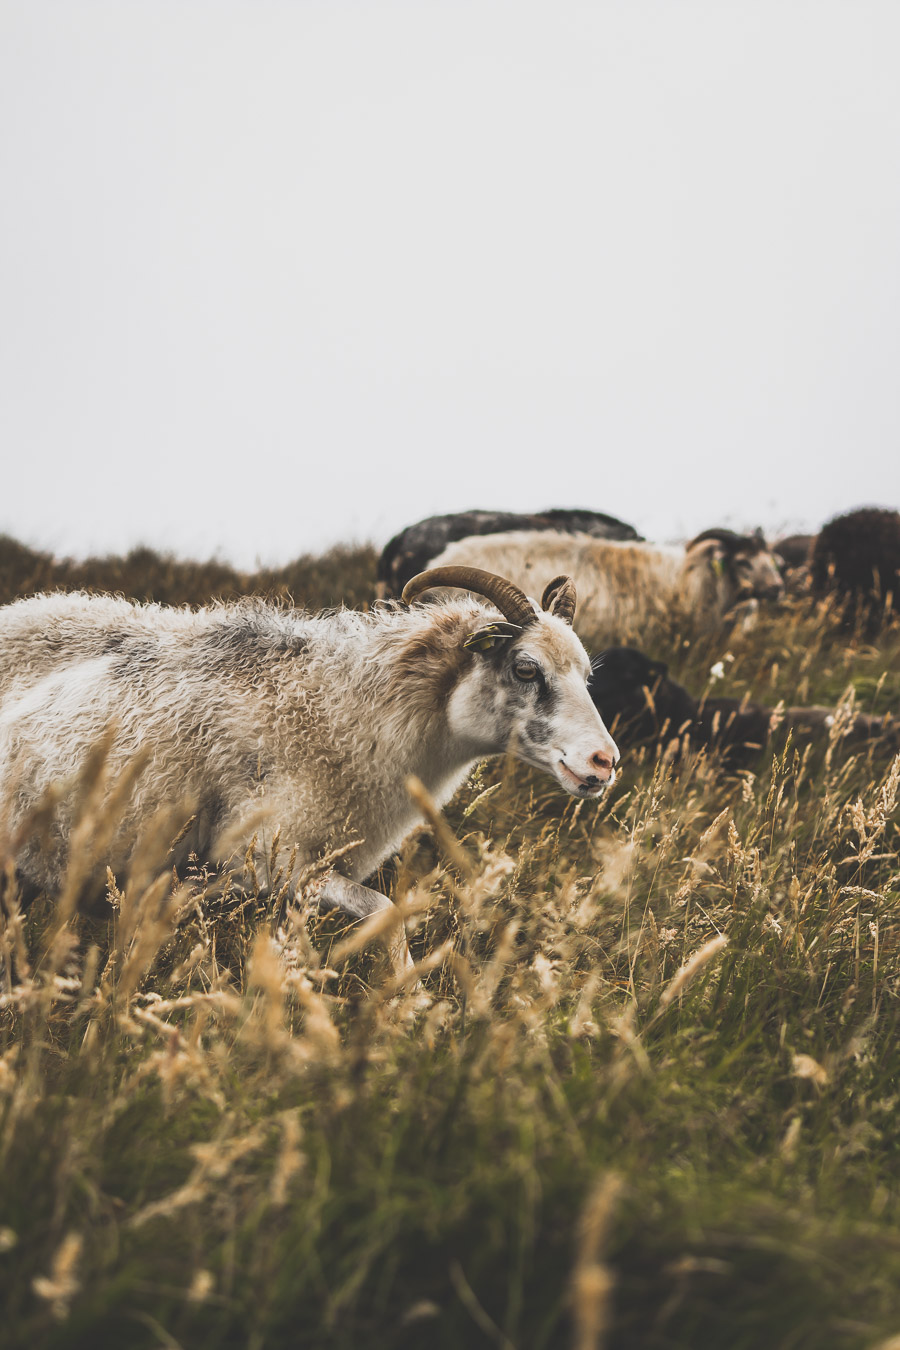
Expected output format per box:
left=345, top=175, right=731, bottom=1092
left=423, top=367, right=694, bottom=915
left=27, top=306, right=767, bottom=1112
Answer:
left=540, top=575, right=577, bottom=626
left=463, top=622, right=522, bottom=652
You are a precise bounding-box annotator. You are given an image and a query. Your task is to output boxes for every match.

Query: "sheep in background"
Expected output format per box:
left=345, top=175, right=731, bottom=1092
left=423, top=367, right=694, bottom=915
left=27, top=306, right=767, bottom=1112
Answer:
left=773, top=532, right=816, bottom=595
left=377, top=507, right=641, bottom=597
left=588, top=646, right=899, bottom=770
left=0, top=568, right=618, bottom=971
left=422, top=527, right=784, bottom=647
left=810, top=507, right=900, bottom=631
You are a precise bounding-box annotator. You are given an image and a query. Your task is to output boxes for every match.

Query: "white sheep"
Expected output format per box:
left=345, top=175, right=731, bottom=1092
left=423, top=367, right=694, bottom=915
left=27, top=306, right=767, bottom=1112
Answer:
left=0, top=568, right=618, bottom=972
left=424, top=529, right=785, bottom=645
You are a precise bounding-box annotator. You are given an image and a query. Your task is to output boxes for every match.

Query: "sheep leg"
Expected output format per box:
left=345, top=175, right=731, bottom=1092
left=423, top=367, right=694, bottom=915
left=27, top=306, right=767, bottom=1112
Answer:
left=316, top=871, right=415, bottom=979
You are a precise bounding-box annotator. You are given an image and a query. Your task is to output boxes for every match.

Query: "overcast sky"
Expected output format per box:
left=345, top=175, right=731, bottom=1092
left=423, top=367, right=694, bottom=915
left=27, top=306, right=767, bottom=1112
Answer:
left=2, top=1, right=899, bottom=568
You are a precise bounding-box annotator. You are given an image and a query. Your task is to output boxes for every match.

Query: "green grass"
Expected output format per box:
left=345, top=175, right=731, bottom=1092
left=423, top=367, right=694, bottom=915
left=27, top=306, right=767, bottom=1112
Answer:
left=1, top=540, right=899, bottom=1349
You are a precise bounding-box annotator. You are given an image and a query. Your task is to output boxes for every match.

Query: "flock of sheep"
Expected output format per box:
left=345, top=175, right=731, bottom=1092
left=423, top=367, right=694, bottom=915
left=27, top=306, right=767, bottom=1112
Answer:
left=0, top=503, right=897, bottom=973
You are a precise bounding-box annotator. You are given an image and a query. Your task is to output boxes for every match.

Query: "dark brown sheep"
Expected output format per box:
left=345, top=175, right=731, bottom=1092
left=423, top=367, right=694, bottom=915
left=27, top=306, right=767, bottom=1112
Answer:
left=589, top=646, right=899, bottom=770
left=811, top=507, right=900, bottom=631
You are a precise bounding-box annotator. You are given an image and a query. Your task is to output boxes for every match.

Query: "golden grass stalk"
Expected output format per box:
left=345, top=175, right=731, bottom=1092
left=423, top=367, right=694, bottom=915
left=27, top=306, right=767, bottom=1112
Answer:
left=32, top=1231, right=83, bottom=1320
left=406, top=773, right=474, bottom=881
left=658, top=933, right=729, bottom=1008
left=572, top=1173, right=623, bottom=1350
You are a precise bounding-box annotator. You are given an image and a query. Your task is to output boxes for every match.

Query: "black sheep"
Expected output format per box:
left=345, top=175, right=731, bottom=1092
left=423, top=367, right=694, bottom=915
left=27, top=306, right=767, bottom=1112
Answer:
left=810, top=507, right=900, bottom=630
left=589, top=646, right=899, bottom=770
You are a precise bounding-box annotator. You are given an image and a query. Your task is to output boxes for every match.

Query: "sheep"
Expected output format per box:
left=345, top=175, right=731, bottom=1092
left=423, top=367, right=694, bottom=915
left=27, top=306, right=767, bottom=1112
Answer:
left=377, top=507, right=641, bottom=598
left=773, top=533, right=815, bottom=595
left=0, top=568, right=619, bottom=971
left=421, top=527, right=785, bottom=646
left=0, top=590, right=176, bottom=706
left=810, top=507, right=900, bottom=631
left=588, top=646, right=900, bottom=770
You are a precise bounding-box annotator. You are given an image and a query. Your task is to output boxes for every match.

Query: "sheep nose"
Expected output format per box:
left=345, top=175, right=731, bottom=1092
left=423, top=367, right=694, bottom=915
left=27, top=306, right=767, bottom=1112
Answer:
left=589, top=749, right=615, bottom=779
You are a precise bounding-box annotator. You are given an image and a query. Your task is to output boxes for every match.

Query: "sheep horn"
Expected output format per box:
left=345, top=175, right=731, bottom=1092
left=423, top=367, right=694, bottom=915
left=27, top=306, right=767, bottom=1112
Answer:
left=402, top=567, right=538, bottom=628
left=540, top=575, right=577, bottom=626
left=687, top=527, right=742, bottom=550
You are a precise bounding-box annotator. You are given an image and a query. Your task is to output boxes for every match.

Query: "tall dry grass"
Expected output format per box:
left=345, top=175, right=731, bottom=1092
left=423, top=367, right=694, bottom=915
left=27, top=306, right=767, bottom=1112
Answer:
left=1, top=539, right=899, bottom=1349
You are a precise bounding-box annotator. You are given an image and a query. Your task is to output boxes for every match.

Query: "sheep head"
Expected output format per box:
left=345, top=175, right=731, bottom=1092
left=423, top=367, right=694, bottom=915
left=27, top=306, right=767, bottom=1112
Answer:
left=687, top=528, right=784, bottom=604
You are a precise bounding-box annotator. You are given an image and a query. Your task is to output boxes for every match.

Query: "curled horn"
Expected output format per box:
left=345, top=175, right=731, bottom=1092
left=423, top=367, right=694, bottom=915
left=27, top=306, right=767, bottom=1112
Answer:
left=540, top=575, right=577, bottom=626
left=401, top=566, right=538, bottom=628
left=688, top=527, right=768, bottom=556
left=687, top=527, right=740, bottom=548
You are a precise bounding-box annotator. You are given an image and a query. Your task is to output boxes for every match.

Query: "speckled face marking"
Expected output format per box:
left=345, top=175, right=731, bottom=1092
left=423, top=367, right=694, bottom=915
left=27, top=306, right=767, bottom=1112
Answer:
left=446, top=612, right=620, bottom=799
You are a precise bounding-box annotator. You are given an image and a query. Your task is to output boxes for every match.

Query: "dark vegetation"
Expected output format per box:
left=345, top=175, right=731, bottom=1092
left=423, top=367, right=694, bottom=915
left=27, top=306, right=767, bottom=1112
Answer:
left=0, top=534, right=378, bottom=612
left=1, top=533, right=899, bottom=1350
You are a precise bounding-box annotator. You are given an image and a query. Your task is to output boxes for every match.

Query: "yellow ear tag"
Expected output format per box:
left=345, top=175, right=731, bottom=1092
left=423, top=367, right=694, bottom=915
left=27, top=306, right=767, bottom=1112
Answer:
left=464, top=632, right=498, bottom=652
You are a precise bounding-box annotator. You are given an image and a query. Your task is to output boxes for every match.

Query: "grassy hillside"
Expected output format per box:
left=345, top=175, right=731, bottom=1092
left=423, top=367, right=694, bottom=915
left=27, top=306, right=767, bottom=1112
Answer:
left=0, top=534, right=378, bottom=612
left=1, top=539, right=899, bottom=1350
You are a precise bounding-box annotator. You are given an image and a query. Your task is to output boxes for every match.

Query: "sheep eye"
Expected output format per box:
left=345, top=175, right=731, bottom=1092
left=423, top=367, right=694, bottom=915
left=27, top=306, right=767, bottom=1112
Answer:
left=514, top=661, right=539, bottom=682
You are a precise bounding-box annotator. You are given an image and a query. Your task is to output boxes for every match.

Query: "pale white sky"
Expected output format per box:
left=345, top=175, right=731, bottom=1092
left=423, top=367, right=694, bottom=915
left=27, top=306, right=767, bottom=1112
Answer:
left=2, top=1, right=899, bottom=568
